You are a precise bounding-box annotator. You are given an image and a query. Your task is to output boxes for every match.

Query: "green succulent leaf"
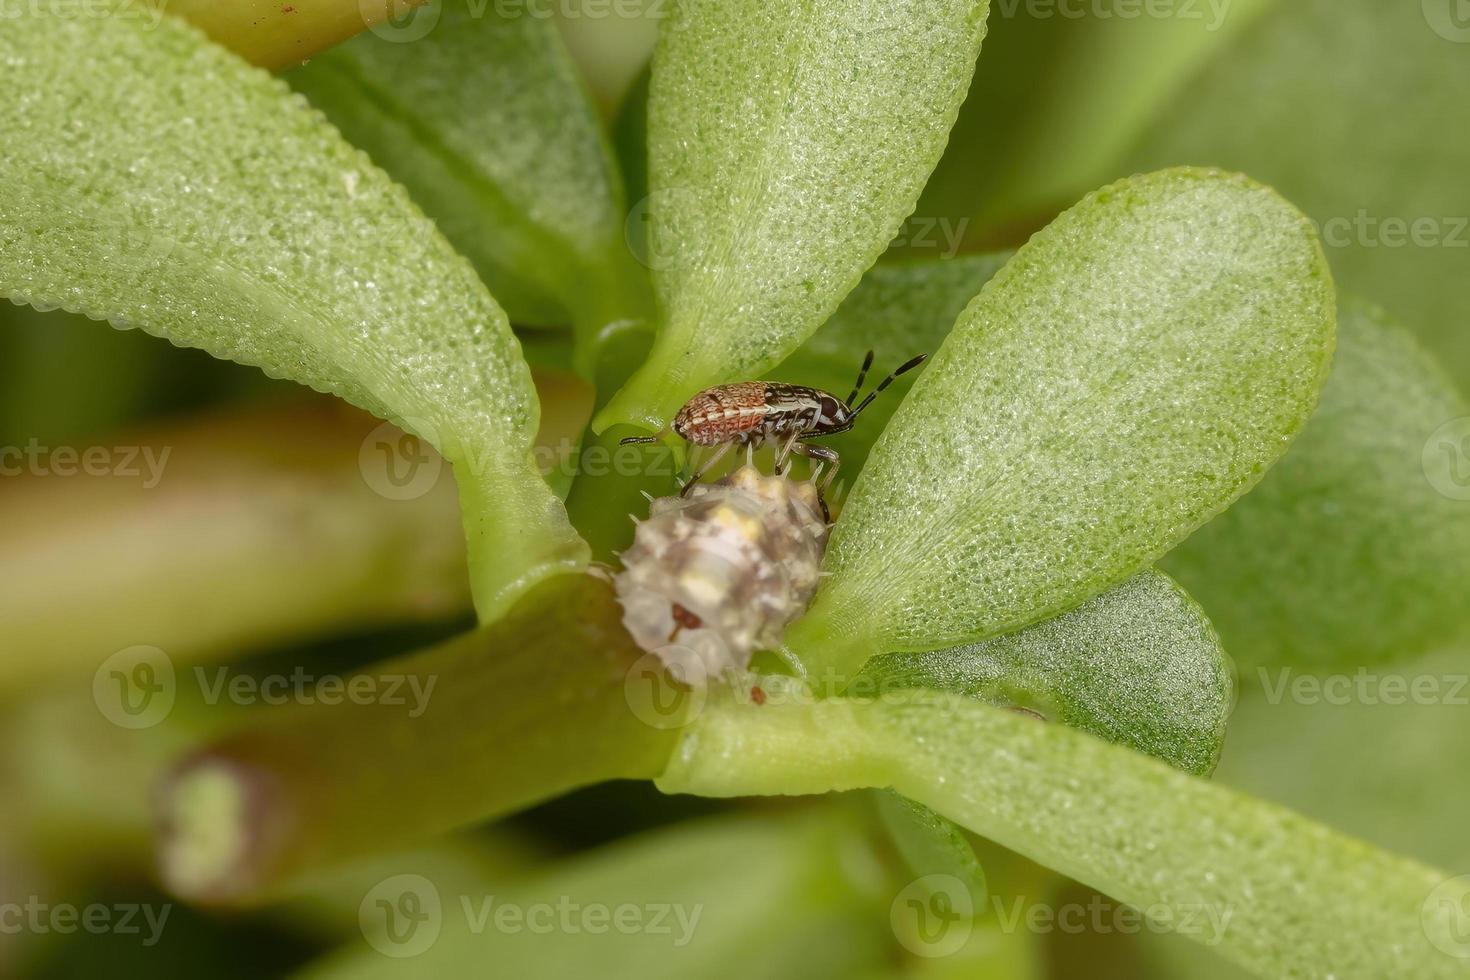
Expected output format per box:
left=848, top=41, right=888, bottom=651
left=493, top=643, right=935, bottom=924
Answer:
left=1125, top=0, right=1470, bottom=379
left=774, top=253, right=1010, bottom=480
left=874, top=791, right=988, bottom=906
left=658, top=688, right=1465, bottom=980
left=289, top=1, right=652, bottom=354
left=788, top=168, right=1336, bottom=675
left=858, top=570, right=1232, bottom=777
left=596, top=0, right=992, bottom=431
left=297, top=812, right=889, bottom=980
left=1163, top=298, right=1470, bottom=671
left=0, top=9, right=587, bottom=621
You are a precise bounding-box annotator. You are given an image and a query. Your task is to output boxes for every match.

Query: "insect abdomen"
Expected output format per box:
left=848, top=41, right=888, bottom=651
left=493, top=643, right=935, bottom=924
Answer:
left=672, top=382, right=770, bottom=445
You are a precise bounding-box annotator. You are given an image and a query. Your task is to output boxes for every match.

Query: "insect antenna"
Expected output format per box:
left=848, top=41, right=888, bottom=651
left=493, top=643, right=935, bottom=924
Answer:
left=849, top=353, right=928, bottom=418
left=619, top=434, right=661, bottom=445
left=846, top=350, right=876, bottom=405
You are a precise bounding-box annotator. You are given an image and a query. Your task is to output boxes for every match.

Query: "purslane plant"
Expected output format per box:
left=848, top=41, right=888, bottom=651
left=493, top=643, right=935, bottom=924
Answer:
left=3, top=2, right=1469, bottom=978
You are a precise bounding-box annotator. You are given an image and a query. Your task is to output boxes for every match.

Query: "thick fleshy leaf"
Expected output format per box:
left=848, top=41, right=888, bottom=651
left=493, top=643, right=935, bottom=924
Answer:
left=1163, top=298, right=1470, bottom=670
left=658, top=688, right=1464, bottom=980
left=875, top=791, right=988, bottom=905
left=1135, top=644, right=1470, bottom=979
left=565, top=254, right=1008, bottom=560
left=787, top=168, right=1335, bottom=675
left=296, top=813, right=889, bottom=979
left=596, top=0, right=991, bottom=431
left=774, top=254, right=1010, bottom=481
left=289, top=2, right=651, bottom=342
left=1126, top=0, right=1470, bottom=380
left=0, top=10, right=587, bottom=620
left=166, top=0, right=412, bottom=70
left=859, top=570, right=1231, bottom=776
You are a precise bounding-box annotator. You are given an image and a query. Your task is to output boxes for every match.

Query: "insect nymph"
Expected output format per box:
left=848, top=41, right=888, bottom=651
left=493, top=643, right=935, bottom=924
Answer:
left=620, top=350, right=927, bottom=521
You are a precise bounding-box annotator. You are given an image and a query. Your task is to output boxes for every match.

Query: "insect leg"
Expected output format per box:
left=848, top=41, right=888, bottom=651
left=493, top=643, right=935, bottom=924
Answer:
left=679, top=441, right=733, bottom=497
left=774, top=427, right=803, bottom=474
left=792, top=443, right=840, bottom=522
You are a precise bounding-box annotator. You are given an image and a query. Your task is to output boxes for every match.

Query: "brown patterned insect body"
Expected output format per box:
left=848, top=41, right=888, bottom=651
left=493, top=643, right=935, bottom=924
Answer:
left=672, top=382, right=846, bottom=446
left=622, top=351, right=927, bottom=521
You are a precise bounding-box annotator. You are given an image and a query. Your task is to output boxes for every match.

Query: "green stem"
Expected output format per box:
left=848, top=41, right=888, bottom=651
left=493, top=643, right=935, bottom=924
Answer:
left=0, top=399, right=469, bottom=691
left=155, top=573, right=682, bottom=903
left=657, top=686, right=1466, bottom=980
left=167, top=0, right=428, bottom=71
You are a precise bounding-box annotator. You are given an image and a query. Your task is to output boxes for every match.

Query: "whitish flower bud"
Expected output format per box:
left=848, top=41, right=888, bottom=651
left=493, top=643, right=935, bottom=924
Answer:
left=615, top=465, right=830, bottom=682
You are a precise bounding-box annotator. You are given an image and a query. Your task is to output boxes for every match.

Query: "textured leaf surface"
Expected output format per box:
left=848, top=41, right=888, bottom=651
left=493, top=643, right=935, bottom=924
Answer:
left=1163, top=299, right=1470, bottom=670
left=1126, top=0, right=1470, bottom=380
left=659, top=688, right=1465, bottom=980
left=597, top=0, right=991, bottom=430
left=789, top=168, right=1335, bottom=672
left=774, top=253, right=1010, bottom=481
left=0, top=10, right=587, bottom=619
left=860, top=570, right=1231, bottom=776
left=289, top=2, right=648, bottom=335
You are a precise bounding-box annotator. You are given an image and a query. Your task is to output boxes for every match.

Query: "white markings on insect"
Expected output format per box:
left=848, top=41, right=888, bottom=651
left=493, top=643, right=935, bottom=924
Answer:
left=615, top=465, right=830, bottom=680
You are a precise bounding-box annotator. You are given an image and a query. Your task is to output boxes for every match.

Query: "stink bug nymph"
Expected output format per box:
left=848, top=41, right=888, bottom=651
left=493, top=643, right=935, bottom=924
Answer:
left=620, top=350, right=927, bottom=520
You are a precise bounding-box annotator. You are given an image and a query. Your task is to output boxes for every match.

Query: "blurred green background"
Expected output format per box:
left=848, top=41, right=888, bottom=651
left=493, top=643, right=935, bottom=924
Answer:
left=3, top=2, right=1467, bottom=978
